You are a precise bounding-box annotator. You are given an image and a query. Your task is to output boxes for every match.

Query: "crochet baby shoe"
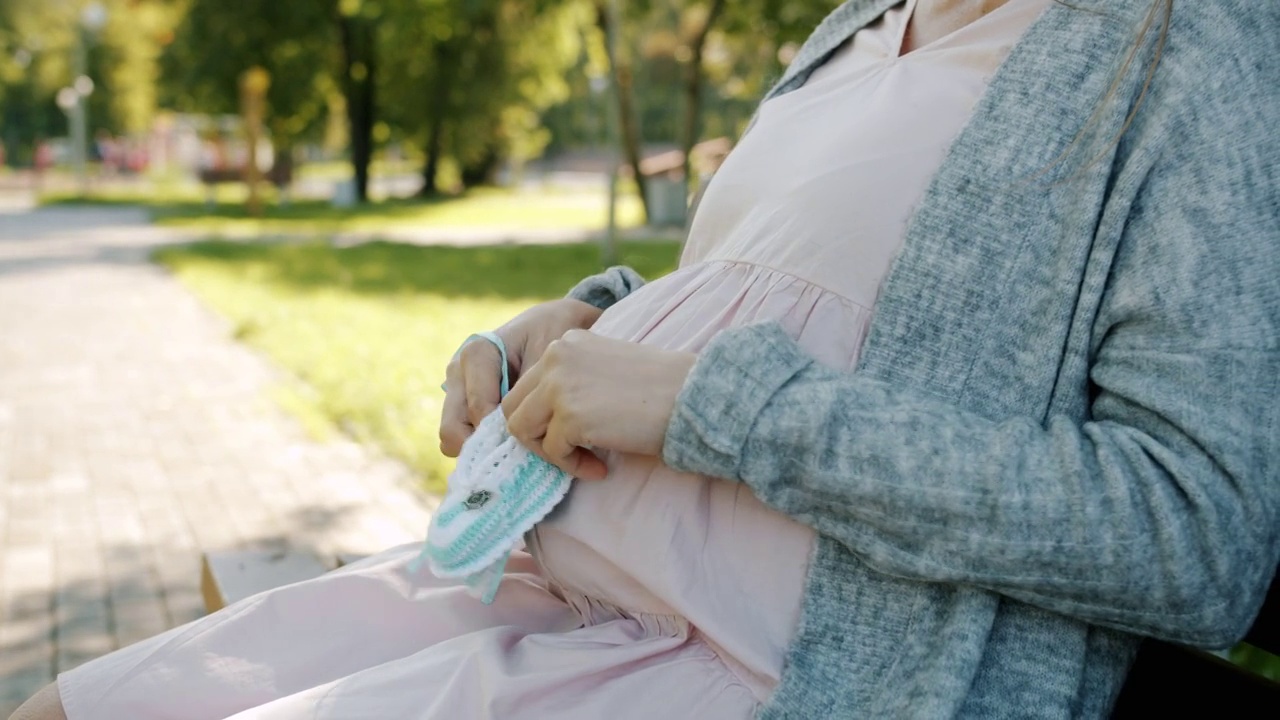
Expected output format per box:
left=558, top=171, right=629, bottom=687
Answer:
left=413, top=409, right=574, bottom=604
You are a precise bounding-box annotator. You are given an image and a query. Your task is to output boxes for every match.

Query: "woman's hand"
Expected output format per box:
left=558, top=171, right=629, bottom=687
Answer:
left=439, top=299, right=603, bottom=457
left=501, top=330, right=696, bottom=480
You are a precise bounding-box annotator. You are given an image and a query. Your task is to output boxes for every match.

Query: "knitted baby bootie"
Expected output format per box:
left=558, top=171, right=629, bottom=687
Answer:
left=413, top=409, right=573, bottom=603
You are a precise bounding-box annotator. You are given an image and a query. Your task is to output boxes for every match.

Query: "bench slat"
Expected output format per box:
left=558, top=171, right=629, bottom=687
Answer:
left=200, top=550, right=331, bottom=614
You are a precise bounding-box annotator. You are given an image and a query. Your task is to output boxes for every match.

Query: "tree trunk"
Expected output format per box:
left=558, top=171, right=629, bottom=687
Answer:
left=596, top=1, right=650, bottom=224
left=615, top=63, right=648, bottom=221
left=680, top=0, right=727, bottom=201
left=339, top=13, right=376, bottom=203
left=267, top=129, right=296, bottom=197
left=461, top=143, right=500, bottom=187
left=420, top=117, right=444, bottom=196
left=419, top=42, right=455, bottom=197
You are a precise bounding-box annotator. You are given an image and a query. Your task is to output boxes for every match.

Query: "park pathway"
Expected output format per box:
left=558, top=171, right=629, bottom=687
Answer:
left=0, top=195, right=437, bottom=714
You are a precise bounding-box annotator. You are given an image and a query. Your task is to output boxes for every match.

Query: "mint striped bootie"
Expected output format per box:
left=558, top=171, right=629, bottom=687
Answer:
left=411, top=409, right=573, bottom=604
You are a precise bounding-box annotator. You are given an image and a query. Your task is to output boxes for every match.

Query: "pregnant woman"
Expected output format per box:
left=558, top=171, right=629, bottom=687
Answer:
left=16, top=0, right=1278, bottom=718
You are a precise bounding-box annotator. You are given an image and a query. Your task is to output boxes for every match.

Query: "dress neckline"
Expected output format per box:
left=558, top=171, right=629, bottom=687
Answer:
left=894, top=0, right=1027, bottom=58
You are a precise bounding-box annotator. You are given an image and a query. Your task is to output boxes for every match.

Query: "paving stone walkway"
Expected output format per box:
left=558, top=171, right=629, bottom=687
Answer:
left=0, top=197, right=438, bottom=714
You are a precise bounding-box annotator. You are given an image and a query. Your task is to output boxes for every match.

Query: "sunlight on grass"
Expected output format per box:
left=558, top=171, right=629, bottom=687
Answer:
left=43, top=184, right=647, bottom=233
left=294, top=159, right=421, bottom=181
left=154, top=239, right=681, bottom=494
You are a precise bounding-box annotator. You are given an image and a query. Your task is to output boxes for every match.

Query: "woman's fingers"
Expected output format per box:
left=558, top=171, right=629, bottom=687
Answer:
left=439, top=337, right=503, bottom=456
left=542, top=419, right=607, bottom=480
left=459, top=339, right=504, bottom=426
left=503, top=380, right=552, bottom=455
left=503, top=346, right=609, bottom=481
left=441, top=301, right=603, bottom=457
left=500, top=353, right=540, bottom=422
left=438, top=372, right=472, bottom=457
left=570, top=449, right=608, bottom=481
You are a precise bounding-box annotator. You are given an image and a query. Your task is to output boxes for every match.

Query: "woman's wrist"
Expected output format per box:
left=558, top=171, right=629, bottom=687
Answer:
left=565, top=299, right=604, bottom=330
left=662, top=323, right=815, bottom=480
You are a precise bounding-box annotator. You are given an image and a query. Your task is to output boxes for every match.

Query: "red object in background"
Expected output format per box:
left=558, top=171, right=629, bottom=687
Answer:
left=126, top=144, right=148, bottom=174
left=34, top=142, right=53, bottom=172
left=96, top=134, right=119, bottom=175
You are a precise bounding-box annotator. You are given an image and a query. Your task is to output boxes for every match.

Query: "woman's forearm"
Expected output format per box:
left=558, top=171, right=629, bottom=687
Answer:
left=662, top=322, right=1279, bottom=648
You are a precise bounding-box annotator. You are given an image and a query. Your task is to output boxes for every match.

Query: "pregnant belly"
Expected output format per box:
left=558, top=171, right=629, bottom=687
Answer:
left=527, top=262, right=850, bottom=693
left=530, top=453, right=813, bottom=694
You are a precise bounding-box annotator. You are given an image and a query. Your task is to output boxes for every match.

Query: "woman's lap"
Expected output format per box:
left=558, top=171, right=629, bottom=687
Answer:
left=56, top=544, right=566, bottom=719
left=56, top=543, right=755, bottom=720
left=223, top=618, right=754, bottom=719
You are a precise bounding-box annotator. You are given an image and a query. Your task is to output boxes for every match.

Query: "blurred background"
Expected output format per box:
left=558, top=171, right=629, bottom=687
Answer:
left=0, top=0, right=840, bottom=491
left=0, top=0, right=835, bottom=220
left=0, top=2, right=854, bottom=709
left=0, top=0, right=1274, bottom=712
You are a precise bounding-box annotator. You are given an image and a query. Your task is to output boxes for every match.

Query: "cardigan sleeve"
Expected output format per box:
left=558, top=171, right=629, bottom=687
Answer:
left=661, top=55, right=1280, bottom=649
left=566, top=266, right=646, bottom=311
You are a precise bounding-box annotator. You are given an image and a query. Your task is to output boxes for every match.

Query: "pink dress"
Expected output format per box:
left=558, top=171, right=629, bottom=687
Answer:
left=57, top=2, right=1048, bottom=717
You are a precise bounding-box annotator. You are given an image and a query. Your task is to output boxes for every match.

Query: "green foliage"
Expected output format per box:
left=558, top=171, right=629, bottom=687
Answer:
left=153, top=0, right=591, bottom=190
left=379, top=0, right=586, bottom=187
left=154, top=238, right=681, bottom=491
left=541, top=0, right=841, bottom=152
left=1, top=1, right=88, bottom=158
left=2, top=0, right=842, bottom=189
left=94, top=1, right=182, bottom=134
left=1, top=0, right=184, bottom=161
left=161, top=0, right=337, bottom=148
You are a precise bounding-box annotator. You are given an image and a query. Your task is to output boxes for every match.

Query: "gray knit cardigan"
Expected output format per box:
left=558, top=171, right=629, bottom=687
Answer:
left=569, top=1, right=1280, bottom=716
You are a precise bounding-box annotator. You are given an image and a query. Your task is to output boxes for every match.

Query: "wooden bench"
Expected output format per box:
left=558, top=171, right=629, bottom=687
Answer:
left=200, top=549, right=368, bottom=613
left=1112, top=566, right=1280, bottom=715
left=197, top=157, right=294, bottom=190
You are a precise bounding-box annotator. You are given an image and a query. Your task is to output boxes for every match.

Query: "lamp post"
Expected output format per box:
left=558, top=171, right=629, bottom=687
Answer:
left=71, top=2, right=108, bottom=196
left=57, top=83, right=85, bottom=194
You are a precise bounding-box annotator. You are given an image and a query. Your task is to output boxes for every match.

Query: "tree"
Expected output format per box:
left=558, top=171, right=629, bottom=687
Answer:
left=1, top=0, right=179, bottom=165
left=380, top=0, right=581, bottom=196
left=575, top=0, right=839, bottom=222
left=97, top=0, right=184, bottom=136
left=687, top=0, right=842, bottom=170
left=338, top=1, right=378, bottom=202
left=676, top=0, right=726, bottom=200
left=162, top=0, right=336, bottom=164
left=595, top=0, right=649, bottom=222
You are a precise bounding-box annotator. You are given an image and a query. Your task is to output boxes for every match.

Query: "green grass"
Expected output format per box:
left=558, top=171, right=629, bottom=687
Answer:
left=1230, top=643, right=1280, bottom=682
left=43, top=184, right=646, bottom=234
left=153, top=238, right=681, bottom=494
